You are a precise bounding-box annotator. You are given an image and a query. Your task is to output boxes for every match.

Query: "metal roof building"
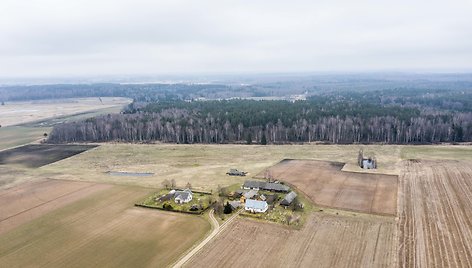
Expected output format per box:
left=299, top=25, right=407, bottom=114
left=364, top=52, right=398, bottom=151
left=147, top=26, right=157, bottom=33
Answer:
left=244, top=199, right=268, bottom=213
left=280, top=191, right=297, bottom=206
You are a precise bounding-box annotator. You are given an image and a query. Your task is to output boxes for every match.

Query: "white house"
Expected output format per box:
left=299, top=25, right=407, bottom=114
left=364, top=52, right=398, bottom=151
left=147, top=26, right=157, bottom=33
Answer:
left=245, top=199, right=268, bottom=213
left=174, top=189, right=193, bottom=204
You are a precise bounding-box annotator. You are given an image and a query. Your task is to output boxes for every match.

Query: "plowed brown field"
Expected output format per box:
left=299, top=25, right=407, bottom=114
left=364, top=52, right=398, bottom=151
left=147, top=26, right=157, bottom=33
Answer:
left=186, top=213, right=396, bottom=268
left=399, top=160, right=472, bottom=268
left=258, top=159, right=398, bottom=215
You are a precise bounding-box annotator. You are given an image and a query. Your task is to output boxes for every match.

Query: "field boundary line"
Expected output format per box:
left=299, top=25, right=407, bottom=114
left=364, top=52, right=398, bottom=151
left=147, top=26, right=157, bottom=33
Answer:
left=0, top=183, right=97, bottom=223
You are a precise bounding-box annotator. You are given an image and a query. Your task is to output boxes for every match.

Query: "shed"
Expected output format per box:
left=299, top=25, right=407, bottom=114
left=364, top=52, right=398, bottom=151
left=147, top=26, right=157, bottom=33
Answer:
left=265, top=194, right=278, bottom=205
left=244, top=189, right=258, bottom=199
left=229, top=201, right=241, bottom=210
left=280, top=191, right=297, bottom=206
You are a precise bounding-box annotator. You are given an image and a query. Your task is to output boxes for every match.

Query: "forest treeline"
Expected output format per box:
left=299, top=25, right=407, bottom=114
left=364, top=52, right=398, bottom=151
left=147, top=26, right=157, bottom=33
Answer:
left=48, top=91, right=472, bottom=144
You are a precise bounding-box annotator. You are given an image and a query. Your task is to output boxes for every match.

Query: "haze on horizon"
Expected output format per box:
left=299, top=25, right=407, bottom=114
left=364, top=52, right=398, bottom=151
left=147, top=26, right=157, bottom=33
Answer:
left=1, top=0, right=472, bottom=79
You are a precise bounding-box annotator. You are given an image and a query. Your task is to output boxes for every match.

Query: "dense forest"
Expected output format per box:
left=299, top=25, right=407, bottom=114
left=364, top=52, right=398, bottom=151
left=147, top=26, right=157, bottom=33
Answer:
left=47, top=87, right=472, bottom=144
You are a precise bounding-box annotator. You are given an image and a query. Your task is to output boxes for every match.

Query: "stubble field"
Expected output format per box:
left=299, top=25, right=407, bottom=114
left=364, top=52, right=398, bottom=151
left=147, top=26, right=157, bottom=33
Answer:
left=186, top=213, right=396, bottom=268
left=398, top=160, right=472, bottom=268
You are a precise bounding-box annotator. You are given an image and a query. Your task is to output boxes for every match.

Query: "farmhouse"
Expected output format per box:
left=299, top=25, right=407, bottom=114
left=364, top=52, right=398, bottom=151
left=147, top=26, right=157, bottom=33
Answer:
left=243, top=180, right=290, bottom=192
left=244, top=199, right=268, bottom=213
left=174, top=189, right=193, bottom=204
left=280, top=191, right=297, bottom=206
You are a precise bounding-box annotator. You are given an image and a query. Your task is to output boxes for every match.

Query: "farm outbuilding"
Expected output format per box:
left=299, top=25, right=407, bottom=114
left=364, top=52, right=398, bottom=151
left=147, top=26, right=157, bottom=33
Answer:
left=358, top=149, right=377, bottom=169
left=243, top=180, right=290, bottom=192
left=229, top=201, right=241, bottom=210
left=265, top=194, right=278, bottom=205
left=244, top=189, right=258, bottom=199
left=227, top=169, right=247, bottom=176
left=280, top=191, right=297, bottom=206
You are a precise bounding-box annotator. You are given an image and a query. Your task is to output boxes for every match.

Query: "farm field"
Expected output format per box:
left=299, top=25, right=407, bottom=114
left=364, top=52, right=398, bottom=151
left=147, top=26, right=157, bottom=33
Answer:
left=1, top=139, right=472, bottom=268
left=0, top=97, right=131, bottom=127
left=257, top=159, right=398, bottom=215
left=399, top=160, right=472, bottom=268
left=0, top=179, right=111, bottom=235
left=0, top=182, right=210, bottom=268
left=0, top=144, right=98, bottom=168
left=186, top=213, right=396, bottom=268
left=0, top=126, right=51, bottom=151
left=38, top=143, right=406, bottom=190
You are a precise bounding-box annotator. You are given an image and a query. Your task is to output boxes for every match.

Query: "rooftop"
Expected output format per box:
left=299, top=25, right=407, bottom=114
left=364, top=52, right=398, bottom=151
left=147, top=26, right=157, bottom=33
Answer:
left=245, top=199, right=268, bottom=210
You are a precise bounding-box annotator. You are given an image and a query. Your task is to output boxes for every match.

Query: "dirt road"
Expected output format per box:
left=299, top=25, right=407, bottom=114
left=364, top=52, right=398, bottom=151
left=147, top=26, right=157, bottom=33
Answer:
left=173, top=209, right=240, bottom=268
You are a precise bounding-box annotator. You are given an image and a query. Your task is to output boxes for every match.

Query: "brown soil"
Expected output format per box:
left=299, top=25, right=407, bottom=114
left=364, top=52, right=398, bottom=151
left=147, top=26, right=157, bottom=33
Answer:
left=258, top=159, right=398, bottom=215
left=0, top=144, right=98, bottom=168
left=0, top=179, right=110, bottom=234
left=0, top=184, right=210, bottom=268
left=186, top=213, right=395, bottom=268
left=398, top=160, right=472, bottom=268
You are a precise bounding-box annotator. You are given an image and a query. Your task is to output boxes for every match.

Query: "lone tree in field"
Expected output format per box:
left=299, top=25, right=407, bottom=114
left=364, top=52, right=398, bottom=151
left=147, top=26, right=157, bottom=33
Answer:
left=162, top=179, right=171, bottom=189
left=358, top=149, right=364, bottom=167
left=171, top=179, right=176, bottom=189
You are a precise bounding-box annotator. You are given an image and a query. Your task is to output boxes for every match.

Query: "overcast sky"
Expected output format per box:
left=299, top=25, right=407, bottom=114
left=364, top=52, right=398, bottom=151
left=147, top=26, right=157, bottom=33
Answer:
left=1, top=0, right=472, bottom=78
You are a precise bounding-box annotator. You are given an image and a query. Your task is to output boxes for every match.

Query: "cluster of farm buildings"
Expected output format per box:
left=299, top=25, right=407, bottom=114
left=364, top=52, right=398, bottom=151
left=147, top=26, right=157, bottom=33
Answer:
left=236, top=180, right=297, bottom=213
left=156, top=180, right=298, bottom=214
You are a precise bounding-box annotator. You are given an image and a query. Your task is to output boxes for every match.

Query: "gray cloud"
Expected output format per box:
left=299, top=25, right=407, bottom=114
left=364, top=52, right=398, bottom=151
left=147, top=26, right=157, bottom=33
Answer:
left=1, top=0, right=471, bottom=78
